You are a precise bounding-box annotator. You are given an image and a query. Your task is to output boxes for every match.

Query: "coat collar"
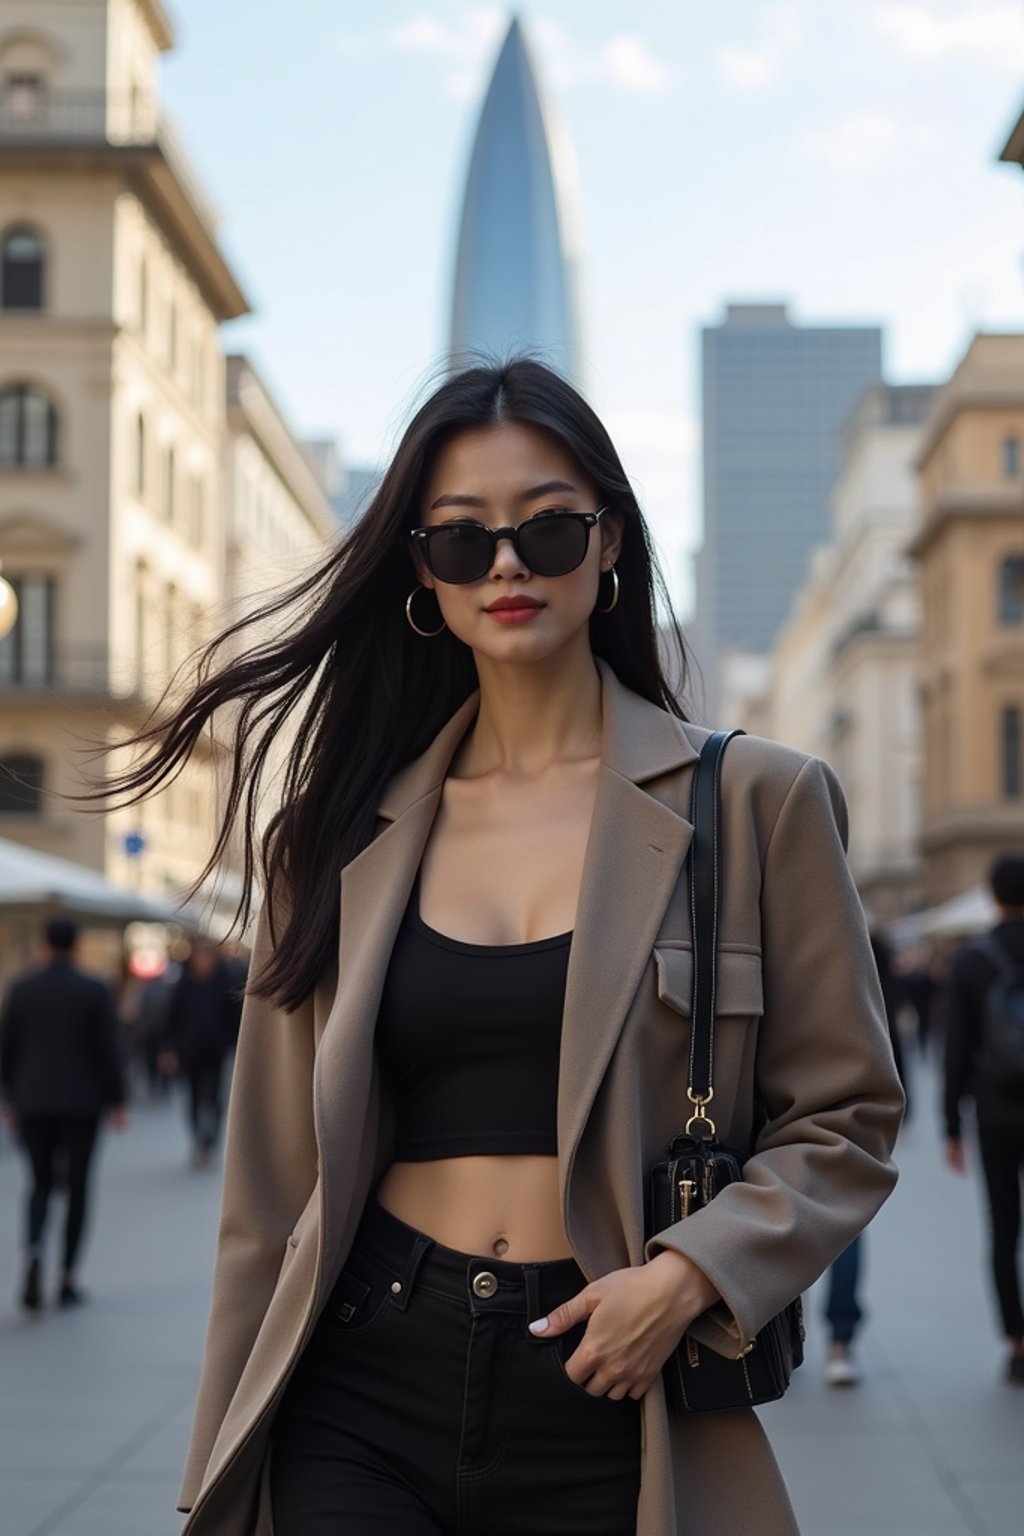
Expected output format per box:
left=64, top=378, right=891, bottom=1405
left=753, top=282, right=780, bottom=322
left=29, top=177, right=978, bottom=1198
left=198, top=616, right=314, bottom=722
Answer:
left=376, top=657, right=698, bottom=822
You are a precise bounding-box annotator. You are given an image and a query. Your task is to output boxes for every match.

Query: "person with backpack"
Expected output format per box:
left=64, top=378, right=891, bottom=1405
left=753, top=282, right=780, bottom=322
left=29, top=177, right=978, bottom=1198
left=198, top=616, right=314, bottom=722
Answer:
left=944, top=853, right=1024, bottom=1385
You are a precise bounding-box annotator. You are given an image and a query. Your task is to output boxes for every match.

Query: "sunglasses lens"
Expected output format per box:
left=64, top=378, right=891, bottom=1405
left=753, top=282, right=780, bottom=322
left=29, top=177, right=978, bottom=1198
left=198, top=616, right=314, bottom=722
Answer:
left=427, top=525, right=492, bottom=583
left=518, top=516, right=588, bottom=576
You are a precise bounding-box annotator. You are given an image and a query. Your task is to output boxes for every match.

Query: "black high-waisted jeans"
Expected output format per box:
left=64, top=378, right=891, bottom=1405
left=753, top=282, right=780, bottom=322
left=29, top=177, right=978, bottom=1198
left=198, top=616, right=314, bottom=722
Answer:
left=270, top=1193, right=641, bottom=1535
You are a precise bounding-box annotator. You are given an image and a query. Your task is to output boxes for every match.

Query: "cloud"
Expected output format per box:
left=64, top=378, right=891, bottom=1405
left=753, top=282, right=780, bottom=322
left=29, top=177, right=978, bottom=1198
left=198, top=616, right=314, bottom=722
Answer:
left=530, top=19, right=673, bottom=94
left=799, top=110, right=938, bottom=170
left=381, top=6, right=506, bottom=99
left=870, top=1, right=1024, bottom=71
left=336, top=10, right=673, bottom=101
left=595, top=36, right=672, bottom=95
left=719, top=3, right=803, bottom=90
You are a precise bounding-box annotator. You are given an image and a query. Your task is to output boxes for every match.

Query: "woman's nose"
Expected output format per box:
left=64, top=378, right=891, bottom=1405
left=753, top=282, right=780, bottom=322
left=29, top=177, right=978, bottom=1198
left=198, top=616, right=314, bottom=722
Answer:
left=488, top=529, right=528, bottom=578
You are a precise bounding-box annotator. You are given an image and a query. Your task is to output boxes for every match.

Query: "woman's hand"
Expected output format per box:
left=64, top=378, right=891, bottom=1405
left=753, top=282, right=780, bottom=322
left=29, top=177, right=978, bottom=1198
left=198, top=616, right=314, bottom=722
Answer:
left=528, top=1249, right=720, bottom=1400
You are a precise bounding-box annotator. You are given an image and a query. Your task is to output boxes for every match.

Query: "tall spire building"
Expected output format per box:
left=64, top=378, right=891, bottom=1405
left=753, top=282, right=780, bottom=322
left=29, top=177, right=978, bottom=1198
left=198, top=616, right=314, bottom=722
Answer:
left=449, top=16, right=583, bottom=380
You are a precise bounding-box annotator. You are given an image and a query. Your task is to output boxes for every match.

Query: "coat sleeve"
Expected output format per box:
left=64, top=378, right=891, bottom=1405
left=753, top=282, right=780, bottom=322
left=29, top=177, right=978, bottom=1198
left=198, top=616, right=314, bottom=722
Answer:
left=177, top=893, right=319, bottom=1512
left=644, top=755, right=905, bottom=1358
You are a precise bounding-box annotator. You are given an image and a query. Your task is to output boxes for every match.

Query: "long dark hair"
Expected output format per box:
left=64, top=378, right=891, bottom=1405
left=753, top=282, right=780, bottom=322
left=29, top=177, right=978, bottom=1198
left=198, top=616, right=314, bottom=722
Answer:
left=91, top=357, right=690, bottom=1011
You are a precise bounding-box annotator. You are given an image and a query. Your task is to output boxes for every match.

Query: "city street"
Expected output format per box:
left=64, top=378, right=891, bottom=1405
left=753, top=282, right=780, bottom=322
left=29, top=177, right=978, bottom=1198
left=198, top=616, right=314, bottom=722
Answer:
left=0, top=1054, right=1020, bottom=1536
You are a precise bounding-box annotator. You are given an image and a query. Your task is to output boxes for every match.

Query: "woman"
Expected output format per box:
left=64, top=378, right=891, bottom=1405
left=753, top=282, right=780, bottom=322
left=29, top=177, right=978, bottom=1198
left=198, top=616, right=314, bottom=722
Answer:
left=100, top=359, right=902, bottom=1535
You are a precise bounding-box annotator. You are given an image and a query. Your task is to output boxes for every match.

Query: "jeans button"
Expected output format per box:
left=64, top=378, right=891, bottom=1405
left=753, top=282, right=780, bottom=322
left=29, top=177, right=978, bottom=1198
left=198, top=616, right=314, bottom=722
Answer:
left=472, top=1270, right=498, bottom=1298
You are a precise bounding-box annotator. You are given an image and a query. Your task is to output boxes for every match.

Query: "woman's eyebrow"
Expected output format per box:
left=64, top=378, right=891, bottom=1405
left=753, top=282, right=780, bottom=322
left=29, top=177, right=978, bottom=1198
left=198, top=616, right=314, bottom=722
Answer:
left=521, top=479, right=578, bottom=501
left=428, top=493, right=486, bottom=510
left=429, top=479, right=578, bottom=511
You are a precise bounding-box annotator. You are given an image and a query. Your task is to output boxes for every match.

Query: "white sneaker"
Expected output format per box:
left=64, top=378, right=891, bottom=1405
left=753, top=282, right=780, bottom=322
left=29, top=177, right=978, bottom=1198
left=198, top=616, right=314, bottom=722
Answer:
left=824, top=1351, right=860, bottom=1387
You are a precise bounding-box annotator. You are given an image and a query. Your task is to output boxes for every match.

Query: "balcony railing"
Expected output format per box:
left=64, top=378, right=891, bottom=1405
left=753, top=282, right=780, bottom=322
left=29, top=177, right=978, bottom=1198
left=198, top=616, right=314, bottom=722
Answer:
left=0, top=87, right=157, bottom=144
left=0, top=644, right=143, bottom=701
left=0, top=89, right=219, bottom=232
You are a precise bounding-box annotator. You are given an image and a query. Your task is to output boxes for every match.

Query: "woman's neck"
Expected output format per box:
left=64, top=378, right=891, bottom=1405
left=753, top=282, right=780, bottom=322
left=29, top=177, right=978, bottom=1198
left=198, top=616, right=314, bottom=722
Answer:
left=456, top=648, right=603, bottom=780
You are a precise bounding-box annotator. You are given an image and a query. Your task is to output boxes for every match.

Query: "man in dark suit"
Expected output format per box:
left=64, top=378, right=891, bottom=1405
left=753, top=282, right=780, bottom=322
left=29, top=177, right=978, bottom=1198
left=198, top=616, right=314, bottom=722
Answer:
left=944, top=854, right=1024, bottom=1385
left=0, top=916, right=128, bottom=1311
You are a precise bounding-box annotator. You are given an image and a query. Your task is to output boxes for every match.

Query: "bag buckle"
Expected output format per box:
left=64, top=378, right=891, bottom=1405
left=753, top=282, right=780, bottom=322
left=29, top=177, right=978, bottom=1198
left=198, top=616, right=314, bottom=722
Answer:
left=685, top=1088, right=716, bottom=1138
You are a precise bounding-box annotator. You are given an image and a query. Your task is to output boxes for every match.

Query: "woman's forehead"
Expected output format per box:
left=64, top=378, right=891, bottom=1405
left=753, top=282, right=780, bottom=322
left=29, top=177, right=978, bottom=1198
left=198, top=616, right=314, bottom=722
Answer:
left=425, top=422, right=585, bottom=500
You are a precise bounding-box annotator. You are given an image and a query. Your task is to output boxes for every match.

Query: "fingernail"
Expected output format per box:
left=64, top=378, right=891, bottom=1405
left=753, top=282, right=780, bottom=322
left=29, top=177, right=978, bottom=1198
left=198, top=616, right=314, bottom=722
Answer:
left=528, top=1317, right=549, bottom=1335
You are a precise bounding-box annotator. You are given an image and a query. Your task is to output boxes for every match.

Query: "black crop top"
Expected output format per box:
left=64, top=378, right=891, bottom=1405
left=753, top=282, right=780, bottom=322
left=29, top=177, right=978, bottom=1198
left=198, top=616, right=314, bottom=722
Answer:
left=375, top=874, right=571, bottom=1161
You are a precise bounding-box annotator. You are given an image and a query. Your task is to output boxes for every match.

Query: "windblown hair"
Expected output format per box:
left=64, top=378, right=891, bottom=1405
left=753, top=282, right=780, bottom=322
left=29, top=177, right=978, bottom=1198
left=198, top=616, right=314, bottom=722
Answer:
left=89, top=357, right=690, bottom=1011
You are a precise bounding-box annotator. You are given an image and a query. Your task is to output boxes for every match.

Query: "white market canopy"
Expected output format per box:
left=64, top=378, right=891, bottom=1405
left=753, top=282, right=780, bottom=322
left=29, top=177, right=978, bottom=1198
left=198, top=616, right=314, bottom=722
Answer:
left=0, top=836, right=192, bottom=926
left=889, top=884, right=997, bottom=947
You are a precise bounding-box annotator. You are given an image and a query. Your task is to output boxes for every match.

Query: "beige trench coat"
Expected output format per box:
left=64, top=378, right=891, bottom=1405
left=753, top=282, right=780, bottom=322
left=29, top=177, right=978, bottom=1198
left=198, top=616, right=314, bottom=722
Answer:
left=177, top=660, right=903, bottom=1536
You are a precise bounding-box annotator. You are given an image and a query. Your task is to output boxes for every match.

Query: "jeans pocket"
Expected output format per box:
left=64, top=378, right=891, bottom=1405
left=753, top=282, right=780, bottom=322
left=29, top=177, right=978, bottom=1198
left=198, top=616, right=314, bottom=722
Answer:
left=545, top=1323, right=641, bottom=1413
left=323, top=1248, right=396, bottom=1337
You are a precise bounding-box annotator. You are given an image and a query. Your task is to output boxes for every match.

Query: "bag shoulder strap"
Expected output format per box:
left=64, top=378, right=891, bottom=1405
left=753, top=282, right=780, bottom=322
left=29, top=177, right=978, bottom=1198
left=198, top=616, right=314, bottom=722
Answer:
left=687, top=729, right=744, bottom=1125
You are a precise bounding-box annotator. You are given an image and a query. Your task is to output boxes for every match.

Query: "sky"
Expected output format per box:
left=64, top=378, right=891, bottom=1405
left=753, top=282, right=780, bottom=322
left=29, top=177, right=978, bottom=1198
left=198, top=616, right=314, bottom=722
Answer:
left=161, top=0, right=1024, bottom=618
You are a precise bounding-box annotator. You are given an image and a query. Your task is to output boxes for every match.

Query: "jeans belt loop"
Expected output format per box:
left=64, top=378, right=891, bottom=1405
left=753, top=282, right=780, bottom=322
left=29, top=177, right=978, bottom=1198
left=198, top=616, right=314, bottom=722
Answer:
left=523, top=1264, right=545, bottom=1340
left=392, top=1232, right=432, bottom=1312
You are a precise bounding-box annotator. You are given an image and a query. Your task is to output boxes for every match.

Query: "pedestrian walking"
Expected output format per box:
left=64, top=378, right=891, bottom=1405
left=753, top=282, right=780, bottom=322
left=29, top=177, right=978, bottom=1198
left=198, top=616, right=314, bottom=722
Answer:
left=899, top=946, right=941, bottom=1059
left=822, top=931, right=907, bottom=1388
left=944, top=854, right=1024, bottom=1386
left=0, top=916, right=128, bottom=1311
left=159, top=941, right=241, bottom=1167
left=125, top=962, right=178, bottom=1098
left=94, top=358, right=903, bottom=1536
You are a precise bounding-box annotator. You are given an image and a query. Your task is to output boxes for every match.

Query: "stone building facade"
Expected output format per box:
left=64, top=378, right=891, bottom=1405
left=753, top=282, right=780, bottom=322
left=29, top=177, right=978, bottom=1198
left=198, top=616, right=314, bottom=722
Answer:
left=911, top=335, right=1024, bottom=903
left=0, top=2, right=334, bottom=925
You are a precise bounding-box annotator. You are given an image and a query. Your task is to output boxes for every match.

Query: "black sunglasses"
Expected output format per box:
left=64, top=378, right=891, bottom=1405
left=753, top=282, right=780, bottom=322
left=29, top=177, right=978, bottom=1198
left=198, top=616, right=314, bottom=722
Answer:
left=409, top=507, right=608, bottom=585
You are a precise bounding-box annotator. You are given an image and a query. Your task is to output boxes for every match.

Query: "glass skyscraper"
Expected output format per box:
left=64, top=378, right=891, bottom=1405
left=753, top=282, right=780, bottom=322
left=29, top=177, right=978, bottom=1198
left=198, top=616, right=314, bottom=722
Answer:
left=449, top=17, right=582, bottom=381
left=693, top=304, right=882, bottom=702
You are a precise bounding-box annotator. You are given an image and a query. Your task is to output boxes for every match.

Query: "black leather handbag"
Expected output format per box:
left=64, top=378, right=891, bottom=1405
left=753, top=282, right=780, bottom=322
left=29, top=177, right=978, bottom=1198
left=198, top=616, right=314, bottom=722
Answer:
left=647, top=729, right=805, bottom=1415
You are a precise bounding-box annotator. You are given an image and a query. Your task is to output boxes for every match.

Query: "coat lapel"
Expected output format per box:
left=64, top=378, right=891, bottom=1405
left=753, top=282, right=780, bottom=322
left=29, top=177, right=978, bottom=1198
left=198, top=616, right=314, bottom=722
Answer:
left=312, top=692, right=480, bottom=1281
left=312, top=662, right=699, bottom=1279
left=556, top=665, right=697, bottom=1234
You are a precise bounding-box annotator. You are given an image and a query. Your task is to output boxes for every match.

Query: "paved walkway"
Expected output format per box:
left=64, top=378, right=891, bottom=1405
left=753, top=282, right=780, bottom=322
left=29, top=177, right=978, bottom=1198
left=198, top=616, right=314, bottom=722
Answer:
left=0, top=1055, right=1020, bottom=1535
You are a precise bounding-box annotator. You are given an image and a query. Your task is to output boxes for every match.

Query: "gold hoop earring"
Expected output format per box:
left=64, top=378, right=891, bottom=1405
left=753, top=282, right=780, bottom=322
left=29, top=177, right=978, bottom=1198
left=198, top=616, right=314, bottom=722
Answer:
left=405, top=584, right=447, bottom=637
left=596, top=564, right=620, bottom=614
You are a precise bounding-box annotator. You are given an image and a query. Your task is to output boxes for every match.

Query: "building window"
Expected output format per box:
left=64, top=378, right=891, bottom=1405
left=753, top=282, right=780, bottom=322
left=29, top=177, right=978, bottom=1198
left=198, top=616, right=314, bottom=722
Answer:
left=999, top=555, right=1024, bottom=624
left=1004, top=707, right=1023, bottom=799
left=138, top=258, right=148, bottom=336
left=194, top=341, right=205, bottom=410
left=0, top=574, right=55, bottom=685
left=134, top=565, right=147, bottom=688
left=0, top=753, right=44, bottom=815
left=189, top=473, right=203, bottom=545
left=1004, top=436, right=1021, bottom=479
left=1, top=227, right=44, bottom=309
left=135, top=412, right=146, bottom=497
left=2, top=75, right=47, bottom=126
left=164, top=586, right=177, bottom=674
left=0, top=385, right=58, bottom=467
left=164, top=444, right=176, bottom=521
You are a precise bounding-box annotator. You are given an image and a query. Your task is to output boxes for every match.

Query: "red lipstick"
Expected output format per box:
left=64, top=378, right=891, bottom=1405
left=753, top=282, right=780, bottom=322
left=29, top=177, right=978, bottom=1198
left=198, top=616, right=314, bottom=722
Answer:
left=484, top=595, right=544, bottom=625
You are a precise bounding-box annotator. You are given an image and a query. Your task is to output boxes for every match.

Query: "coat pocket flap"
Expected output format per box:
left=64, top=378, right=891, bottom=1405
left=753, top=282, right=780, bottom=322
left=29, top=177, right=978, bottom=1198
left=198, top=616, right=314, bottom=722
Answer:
left=654, top=946, right=764, bottom=1018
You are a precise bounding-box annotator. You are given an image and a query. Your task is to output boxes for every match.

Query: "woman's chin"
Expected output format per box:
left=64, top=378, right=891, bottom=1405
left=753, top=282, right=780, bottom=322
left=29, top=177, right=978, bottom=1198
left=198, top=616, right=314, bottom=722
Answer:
left=466, top=622, right=584, bottom=668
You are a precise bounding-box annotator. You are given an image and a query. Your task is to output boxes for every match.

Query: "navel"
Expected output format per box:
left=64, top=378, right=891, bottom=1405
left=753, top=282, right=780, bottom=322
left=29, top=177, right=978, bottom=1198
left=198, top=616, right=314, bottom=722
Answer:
left=492, top=1234, right=509, bottom=1258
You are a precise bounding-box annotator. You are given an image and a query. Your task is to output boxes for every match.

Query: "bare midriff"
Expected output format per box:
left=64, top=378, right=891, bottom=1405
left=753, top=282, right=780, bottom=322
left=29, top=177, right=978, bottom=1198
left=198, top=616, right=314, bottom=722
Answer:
left=375, top=1155, right=574, bottom=1261
left=374, top=745, right=600, bottom=1264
